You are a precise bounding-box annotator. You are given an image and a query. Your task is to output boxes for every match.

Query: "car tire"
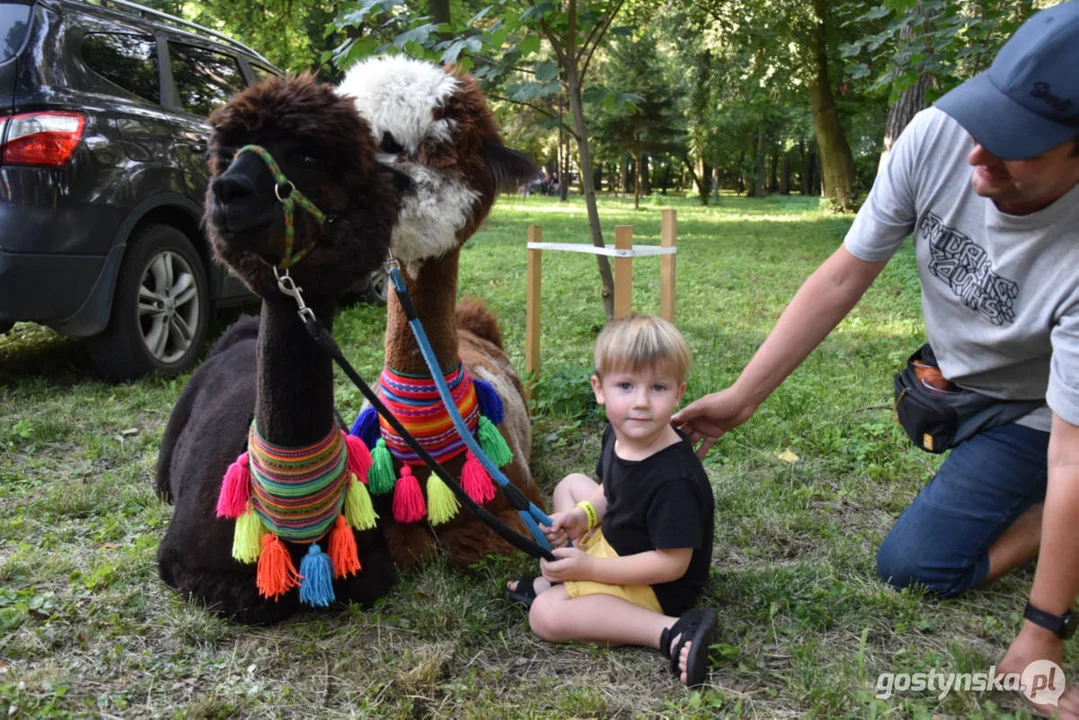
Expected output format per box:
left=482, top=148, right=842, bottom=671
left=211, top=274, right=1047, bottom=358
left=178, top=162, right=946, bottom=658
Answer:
left=362, top=267, right=389, bottom=307
left=86, top=223, right=211, bottom=382
left=340, top=268, right=389, bottom=308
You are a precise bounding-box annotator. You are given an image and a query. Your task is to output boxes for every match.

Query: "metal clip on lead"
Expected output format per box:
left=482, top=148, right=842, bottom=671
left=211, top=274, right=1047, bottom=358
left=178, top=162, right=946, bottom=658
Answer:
left=274, top=267, right=315, bottom=324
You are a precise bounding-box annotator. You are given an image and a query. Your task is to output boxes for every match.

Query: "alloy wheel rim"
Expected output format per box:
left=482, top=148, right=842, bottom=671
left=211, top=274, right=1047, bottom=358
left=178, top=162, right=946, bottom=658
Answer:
left=137, top=250, right=200, bottom=364
left=369, top=270, right=388, bottom=303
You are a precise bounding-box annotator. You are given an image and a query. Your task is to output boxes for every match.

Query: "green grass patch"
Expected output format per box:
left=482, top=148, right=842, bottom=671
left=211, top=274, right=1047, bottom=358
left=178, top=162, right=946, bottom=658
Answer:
left=0, top=193, right=1061, bottom=718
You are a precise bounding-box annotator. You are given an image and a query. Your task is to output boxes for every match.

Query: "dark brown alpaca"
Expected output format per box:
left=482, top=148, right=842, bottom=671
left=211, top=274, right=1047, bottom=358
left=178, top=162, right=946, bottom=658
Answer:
left=155, top=74, right=406, bottom=624
left=339, top=56, right=545, bottom=566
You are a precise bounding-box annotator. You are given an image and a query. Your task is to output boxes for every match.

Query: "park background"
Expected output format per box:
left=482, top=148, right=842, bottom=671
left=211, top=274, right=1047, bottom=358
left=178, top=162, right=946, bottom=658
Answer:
left=2, top=1, right=1075, bottom=717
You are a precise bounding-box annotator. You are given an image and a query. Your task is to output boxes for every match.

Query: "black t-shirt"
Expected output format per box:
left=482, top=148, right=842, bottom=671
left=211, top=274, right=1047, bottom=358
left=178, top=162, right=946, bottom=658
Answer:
left=594, top=424, right=715, bottom=616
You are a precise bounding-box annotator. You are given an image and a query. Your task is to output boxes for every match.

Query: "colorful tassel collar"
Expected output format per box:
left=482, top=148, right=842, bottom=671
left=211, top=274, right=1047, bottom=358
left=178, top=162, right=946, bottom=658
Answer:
left=215, top=423, right=379, bottom=607
left=350, top=362, right=511, bottom=526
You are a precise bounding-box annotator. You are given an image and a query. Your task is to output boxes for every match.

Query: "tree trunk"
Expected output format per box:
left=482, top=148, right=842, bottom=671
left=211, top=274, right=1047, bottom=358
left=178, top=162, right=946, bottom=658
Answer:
left=694, top=156, right=711, bottom=205
left=769, top=148, right=779, bottom=194
left=429, top=0, right=450, bottom=35
left=634, top=146, right=641, bottom=209
left=564, top=43, right=614, bottom=319
left=752, top=124, right=765, bottom=198
left=808, top=0, right=856, bottom=209
left=641, top=153, right=651, bottom=196
left=878, top=72, right=931, bottom=172
left=559, top=129, right=570, bottom=201
left=779, top=151, right=791, bottom=195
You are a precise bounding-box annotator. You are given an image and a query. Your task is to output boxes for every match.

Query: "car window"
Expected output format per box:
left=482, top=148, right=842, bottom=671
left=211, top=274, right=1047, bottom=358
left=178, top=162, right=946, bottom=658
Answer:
left=81, top=33, right=159, bottom=103
left=251, top=64, right=275, bottom=83
left=0, top=2, right=31, bottom=63
left=168, top=43, right=245, bottom=117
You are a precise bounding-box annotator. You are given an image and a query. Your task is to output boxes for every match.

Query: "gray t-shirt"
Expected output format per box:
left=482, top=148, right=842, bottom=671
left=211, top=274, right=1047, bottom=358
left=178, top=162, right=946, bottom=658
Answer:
left=844, top=107, right=1079, bottom=432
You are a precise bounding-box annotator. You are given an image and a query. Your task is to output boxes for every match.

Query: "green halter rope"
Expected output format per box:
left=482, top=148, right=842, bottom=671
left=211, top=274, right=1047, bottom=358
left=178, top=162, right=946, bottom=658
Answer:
left=234, top=144, right=327, bottom=269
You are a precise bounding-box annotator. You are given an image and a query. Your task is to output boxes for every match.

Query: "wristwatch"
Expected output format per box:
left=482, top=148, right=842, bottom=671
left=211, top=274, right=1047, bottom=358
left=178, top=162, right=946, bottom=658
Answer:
left=1024, top=602, right=1077, bottom=639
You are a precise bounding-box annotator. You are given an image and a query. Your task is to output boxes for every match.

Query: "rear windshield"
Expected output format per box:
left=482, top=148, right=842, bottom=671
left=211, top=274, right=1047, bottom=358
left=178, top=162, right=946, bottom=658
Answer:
left=0, top=2, right=31, bottom=63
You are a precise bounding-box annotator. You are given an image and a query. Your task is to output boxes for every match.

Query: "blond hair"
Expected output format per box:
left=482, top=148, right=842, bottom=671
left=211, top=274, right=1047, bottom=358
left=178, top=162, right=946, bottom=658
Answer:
left=593, top=314, right=692, bottom=383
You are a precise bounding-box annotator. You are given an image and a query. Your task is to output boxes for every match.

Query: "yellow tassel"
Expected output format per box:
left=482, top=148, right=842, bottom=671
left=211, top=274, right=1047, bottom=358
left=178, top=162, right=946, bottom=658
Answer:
left=426, top=473, right=460, bottom=525
left=232, top=504, right=265, bottom=564
left=344, top=472, right=378, bottom=531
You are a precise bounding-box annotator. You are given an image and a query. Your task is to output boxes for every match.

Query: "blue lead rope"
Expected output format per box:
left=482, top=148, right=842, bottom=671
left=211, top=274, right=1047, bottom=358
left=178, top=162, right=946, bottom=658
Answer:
left=388, top=265, right=555, bottom=551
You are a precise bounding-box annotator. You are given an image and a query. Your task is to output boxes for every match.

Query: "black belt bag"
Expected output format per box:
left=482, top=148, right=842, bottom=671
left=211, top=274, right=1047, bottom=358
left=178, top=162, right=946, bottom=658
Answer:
left=893, top=344, right=1044, bottom=453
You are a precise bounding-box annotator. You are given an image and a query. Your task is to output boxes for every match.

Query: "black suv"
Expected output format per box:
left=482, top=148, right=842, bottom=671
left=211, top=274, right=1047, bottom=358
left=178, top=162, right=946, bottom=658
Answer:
left=0, top=0, right=316, bottom=380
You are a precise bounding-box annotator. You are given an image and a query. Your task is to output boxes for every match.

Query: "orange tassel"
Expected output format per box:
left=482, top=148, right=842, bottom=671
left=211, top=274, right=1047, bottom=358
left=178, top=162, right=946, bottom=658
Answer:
left=392, top=465, right=426, bottom=523
left=328, top=514, right=362, bottom=579
left=343, top=432, right=373, bottom=483
left=256, top=533, right=300, bottom=600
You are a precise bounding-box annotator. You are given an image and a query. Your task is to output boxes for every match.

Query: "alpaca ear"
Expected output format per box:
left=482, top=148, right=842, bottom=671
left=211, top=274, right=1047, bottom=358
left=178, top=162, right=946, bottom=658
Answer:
left=379, top=162, right=414, bottom=195
left=484, top=140, right=538, bottom=194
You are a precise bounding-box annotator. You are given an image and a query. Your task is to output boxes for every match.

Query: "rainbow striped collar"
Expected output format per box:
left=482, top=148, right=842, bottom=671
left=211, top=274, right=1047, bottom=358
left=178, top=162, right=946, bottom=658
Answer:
left=377, top=363, right=478, bottom=465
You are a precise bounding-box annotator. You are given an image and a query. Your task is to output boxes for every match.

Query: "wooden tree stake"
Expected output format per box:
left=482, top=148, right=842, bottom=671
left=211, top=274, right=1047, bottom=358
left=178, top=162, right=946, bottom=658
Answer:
left=613, top=225, right=632, bottom=319
left=660, top=209, right=677, bottom=323
left=525, top=225, right=542, bottom=398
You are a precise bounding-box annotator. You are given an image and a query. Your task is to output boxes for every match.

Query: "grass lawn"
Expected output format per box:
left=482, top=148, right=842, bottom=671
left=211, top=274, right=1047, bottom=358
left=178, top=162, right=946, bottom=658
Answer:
left=0, top=193, right=1066, bottom=718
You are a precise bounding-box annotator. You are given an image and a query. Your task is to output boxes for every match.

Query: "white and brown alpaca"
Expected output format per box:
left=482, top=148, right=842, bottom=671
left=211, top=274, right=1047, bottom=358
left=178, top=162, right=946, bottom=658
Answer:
left=155, top=74, right=408, bottom=624
left=338, top=57, right=545, bottom=567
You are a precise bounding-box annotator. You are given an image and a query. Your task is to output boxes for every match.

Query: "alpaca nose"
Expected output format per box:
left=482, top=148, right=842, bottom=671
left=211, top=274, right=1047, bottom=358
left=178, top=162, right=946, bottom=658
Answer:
left=212, top=172, right=256, bottom=203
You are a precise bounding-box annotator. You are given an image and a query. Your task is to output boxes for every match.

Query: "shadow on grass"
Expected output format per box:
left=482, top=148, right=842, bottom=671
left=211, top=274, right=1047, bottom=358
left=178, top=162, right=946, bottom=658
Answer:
left=0, top=324, right=93, bottom=386
left=0, top=307, right=256, bottom=389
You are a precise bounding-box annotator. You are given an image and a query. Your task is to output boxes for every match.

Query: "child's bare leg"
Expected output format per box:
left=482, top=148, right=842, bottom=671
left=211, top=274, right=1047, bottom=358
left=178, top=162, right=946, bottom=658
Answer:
left=507, top=473, right=598, bottom=596
left=551, top=472, right=598, bottom=514
left=530, top=586, right=704, bottom=685
left=529, top=584, right=673, bottom=647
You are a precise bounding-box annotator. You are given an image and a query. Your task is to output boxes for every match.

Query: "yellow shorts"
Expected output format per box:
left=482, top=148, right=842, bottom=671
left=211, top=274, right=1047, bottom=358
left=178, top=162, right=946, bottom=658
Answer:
left=563, top=528, right=663, bottom=614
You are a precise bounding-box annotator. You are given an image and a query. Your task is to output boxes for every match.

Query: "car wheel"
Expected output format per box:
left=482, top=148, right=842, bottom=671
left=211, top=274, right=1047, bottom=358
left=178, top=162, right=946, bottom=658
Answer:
left=339, top=267, right=389, bottom=308
left=86, top=223, right=211, bottom=382
left=363, top=267, right=389, bottom=306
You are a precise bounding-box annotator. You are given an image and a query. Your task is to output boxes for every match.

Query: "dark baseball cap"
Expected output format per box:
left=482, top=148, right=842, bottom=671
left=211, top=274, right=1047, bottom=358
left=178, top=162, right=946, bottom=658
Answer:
left=936, top=1, right=1079, bottom=160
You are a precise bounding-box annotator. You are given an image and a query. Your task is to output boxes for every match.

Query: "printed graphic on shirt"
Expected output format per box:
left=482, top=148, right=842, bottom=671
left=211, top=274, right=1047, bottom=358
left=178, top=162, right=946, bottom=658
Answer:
left=920, top=212, right=1019, bottom=326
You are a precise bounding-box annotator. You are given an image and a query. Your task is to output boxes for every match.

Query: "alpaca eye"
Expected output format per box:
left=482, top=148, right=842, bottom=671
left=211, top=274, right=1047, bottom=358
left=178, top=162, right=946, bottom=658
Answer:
left=380, top=132, right=404, bottom=155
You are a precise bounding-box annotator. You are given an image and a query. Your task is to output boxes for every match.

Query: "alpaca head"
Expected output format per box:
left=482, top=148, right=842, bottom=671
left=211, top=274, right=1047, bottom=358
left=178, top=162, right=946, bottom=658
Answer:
left=205, top=73, right=410, bottom=298
left=338, top=57, right=537, bottom=272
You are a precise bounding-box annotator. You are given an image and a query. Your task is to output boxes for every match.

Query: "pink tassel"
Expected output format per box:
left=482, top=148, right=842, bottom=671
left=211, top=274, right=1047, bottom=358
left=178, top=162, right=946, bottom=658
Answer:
left=343, top=432, right=372, bottom=484
left=216, top=451, right=250, bottom=519
left=392, top=465, right=426, bottom=523
left=461, top=451, right=496, bottom=505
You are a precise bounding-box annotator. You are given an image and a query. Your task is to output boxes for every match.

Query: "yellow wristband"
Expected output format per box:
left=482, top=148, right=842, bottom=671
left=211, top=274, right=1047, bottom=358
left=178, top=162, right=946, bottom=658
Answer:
left=576, top=500, right=598, bottom=529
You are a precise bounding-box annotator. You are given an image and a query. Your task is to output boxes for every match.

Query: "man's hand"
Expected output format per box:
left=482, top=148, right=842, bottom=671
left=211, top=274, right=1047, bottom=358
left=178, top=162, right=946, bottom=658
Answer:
left=999, top=622, right=1079, bottom=718
left=671, top=387, right=758, bottom=458
left=540, top=547, right=594, bottom=583
left=543, top=509, right=589, bottom=547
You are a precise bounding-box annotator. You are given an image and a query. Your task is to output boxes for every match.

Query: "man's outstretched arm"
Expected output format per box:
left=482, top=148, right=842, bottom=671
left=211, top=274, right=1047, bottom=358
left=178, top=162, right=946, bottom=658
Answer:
left=673, top=245, right=888, bottom=457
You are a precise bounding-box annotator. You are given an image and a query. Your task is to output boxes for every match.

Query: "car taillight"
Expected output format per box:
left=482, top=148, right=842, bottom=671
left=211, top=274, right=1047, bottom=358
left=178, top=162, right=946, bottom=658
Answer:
left=0, top=112, right=86, bottom=167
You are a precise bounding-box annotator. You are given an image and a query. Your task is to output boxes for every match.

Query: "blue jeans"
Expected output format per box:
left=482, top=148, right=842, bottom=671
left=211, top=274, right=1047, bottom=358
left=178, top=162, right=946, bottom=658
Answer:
left=876, top=423, right=1050, bottom=597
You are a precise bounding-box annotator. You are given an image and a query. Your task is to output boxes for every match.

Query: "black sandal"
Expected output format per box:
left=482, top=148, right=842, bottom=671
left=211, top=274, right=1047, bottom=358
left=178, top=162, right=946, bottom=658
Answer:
left=503, top=576, right=540, bottom=608
left=660, top=608, right=718, bottom=687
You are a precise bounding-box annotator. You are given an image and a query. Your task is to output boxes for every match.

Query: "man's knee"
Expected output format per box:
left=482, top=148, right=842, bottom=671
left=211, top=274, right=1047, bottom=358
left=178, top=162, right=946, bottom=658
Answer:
left=875, top=535, right=976, bottom=598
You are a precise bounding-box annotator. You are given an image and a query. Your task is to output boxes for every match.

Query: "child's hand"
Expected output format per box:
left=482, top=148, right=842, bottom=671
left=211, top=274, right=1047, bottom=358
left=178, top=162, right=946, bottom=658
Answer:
left=544, top=508, right=589, bottom=547
left=539, top=547, right=593, bottom=582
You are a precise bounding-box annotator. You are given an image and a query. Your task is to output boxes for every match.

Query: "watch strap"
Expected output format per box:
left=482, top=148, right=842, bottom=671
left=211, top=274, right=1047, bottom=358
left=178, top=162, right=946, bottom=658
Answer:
left=1025, top=602, right=1076, bottom=639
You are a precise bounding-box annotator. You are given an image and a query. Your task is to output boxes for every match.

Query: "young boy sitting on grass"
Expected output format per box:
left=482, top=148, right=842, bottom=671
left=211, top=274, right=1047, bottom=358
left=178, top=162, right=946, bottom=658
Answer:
left=505, top=314, right=718, bottom=686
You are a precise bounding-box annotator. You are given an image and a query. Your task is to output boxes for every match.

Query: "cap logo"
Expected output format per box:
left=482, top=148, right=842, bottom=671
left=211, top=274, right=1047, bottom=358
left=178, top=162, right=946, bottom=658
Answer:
left=1030, top=81, right=1073, bottom=113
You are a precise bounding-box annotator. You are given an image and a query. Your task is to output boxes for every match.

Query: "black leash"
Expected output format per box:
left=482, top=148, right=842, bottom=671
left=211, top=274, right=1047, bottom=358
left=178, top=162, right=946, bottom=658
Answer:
left=302, top=316, right=556, bottom=562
